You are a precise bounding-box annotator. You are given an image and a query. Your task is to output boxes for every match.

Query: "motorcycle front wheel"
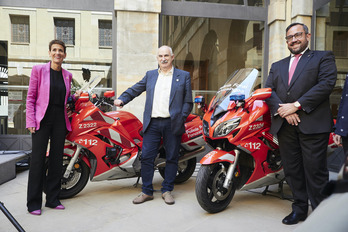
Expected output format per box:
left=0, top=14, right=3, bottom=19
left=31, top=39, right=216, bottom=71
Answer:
left=195, top=163, right=236, bottom=213
left=59, top=155, right=90, bottom=199
left=158, top=157, right=196, bottom=184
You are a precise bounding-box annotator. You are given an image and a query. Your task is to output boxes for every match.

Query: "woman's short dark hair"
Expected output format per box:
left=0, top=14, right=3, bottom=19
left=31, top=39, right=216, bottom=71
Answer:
left=49, top=40, right=66, bottom=53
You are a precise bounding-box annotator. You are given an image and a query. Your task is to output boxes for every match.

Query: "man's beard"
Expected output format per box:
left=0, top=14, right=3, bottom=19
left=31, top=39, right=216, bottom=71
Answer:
left=288, top=40, right=308, bottom=54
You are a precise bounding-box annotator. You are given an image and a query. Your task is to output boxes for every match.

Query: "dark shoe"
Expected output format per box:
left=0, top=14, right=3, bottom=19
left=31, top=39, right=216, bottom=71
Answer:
left=282, top=211, right=307, bottom=225
left=162, top=191, right=175, bottom=205
left=132, top=192, right=154, bottom=204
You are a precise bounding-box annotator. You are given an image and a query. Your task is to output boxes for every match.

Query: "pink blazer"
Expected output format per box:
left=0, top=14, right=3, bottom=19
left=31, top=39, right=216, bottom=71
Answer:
left=26, top=62, right=73, bottom=131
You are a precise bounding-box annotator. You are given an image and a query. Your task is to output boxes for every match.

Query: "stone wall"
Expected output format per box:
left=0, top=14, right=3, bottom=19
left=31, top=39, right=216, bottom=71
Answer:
left=114, top=0, right=161, bottom=121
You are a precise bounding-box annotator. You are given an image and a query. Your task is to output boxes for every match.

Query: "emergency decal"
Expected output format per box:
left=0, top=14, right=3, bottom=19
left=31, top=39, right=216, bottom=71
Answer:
left=186, top=125, right=203, bottom=138
left=79, top=122, right=97, bottom=129
left=77, top=139, right=98, bottom=146
left=244, top=142, right=261, bottom=150
left=248, top=123, right=264, bottom=131
left=98, top=128, right=134, bottom=148
left=83, top=111, right=114, bottom=124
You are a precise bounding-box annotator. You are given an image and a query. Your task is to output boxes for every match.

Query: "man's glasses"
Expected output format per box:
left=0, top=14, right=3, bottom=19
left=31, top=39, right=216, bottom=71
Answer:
left=285, top=32, right=306, bottom=42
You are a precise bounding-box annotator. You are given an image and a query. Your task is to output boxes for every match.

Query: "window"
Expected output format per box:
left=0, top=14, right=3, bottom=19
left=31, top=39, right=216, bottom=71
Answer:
left=99, top=20, right=112, bottom=47
left=10, top=15, right=30, bottom=43
left=333, top=31, right=348, bottom=58
left=54, top=18, right=75, bottom=45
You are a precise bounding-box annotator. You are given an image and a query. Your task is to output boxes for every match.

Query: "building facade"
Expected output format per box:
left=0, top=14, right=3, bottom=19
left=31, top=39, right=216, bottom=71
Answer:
left=0, top=0, right=347, bottom=150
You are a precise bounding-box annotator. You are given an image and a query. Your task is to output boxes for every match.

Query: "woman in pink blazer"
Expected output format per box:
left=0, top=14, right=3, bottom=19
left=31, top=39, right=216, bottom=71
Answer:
left=26, top=40, right=80, bottom=216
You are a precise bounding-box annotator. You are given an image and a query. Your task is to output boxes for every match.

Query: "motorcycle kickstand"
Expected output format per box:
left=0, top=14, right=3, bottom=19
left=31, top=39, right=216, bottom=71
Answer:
left=133, top=176, right=141, bottom=188
left=262, top=185, right=270, bottom=195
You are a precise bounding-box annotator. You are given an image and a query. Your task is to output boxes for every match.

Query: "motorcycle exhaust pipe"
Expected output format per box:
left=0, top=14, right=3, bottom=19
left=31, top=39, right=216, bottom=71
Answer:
left=156, top=146, right=205, bottom=168
left=223, top=149, right=240, bottom=189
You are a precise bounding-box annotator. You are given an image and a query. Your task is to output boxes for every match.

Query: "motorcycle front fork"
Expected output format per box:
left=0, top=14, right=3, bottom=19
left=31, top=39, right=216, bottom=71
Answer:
left=63, top=144, right=82, bottom=178
left=223, top=149, right=240, bottom=189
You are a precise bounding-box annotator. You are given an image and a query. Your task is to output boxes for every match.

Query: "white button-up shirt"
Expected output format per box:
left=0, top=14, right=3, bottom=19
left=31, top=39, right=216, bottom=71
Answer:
left=151, top=67, right=173, bottom=118
left=289, top=47, right=308, bottom=70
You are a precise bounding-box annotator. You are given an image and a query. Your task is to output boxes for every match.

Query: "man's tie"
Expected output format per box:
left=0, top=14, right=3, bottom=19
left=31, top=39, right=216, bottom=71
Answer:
left=288, top=54, right=302, bottom=85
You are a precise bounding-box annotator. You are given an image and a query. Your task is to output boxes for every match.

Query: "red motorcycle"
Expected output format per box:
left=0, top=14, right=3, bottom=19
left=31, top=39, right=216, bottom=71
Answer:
left=56, top=78, right=205, bottom=199
left=194, top=68, right=283, bottom=213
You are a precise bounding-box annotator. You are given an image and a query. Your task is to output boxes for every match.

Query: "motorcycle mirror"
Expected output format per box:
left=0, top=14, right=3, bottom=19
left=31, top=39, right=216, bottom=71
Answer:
left=104, top=91, right=115, bottom=98
left=251, top=88, right=272, bottom=101
left=227, top=101, right=236, bottom=110
left=79, top=92, right=90, bottom=102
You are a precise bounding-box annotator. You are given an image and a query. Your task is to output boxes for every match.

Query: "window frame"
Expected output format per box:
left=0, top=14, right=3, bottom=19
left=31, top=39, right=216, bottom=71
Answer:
left=10, top=15, right=30, bottom=44
left=54, top=17, right=75, bottom=46
left=98, top=20, right=112, bottom=48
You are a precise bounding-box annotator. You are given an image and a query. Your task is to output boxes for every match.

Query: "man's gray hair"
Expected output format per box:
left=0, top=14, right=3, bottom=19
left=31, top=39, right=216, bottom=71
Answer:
left=158, top=45, right=174, bottom=56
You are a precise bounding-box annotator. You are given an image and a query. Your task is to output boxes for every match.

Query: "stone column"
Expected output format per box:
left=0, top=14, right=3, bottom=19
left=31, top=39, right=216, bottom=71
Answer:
left=114, top=0, right=161, bottom=121
left=267, top=0, right=313, bottom=70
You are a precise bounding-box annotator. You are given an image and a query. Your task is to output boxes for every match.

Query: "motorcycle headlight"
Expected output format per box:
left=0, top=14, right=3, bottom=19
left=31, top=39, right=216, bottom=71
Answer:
left=213, top=117, right=241, bottom=137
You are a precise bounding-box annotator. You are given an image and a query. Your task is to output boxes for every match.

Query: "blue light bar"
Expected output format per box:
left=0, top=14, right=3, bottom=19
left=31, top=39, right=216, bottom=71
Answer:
left=194, top=96, right=204, bottom=103
left=230, top=93, right=245, bottom=101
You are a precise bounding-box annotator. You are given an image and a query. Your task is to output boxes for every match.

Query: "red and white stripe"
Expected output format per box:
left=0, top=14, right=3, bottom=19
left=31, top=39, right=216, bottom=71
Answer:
left=98, top=128, right=134, bottom=148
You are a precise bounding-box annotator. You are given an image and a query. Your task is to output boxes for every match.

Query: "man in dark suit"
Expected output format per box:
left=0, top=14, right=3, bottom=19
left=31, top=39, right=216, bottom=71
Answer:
left=333, top=74, right=348, bottom=160
left=265, top=23, right=337, bottom=225
left=114, top=45, right=193, bottom=205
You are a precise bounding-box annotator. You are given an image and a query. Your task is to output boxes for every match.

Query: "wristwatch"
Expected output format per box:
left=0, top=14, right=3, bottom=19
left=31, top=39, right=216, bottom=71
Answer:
left=294, top=101, right=301, bottom=110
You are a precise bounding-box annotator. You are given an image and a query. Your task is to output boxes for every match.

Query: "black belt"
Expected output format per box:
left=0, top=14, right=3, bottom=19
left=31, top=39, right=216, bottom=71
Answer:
left=152, top=117, right=170, bottom=120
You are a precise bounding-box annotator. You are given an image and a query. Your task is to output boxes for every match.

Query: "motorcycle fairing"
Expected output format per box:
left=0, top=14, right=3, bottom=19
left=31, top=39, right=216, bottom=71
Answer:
left=97, top=126, right=135, bottom=148
left=181, top=116, right=205, bottom=150
left=200, top=149, right=235, bottom=165
left=63, top=145, right=91, bottom=168
left=92, top=149, right=139, bottom=181
left=240, top=169, right=284, bottom=191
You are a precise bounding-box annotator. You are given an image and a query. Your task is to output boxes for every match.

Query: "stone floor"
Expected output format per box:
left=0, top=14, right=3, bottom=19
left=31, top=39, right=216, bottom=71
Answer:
left=0, top=168, right=303, bottom=232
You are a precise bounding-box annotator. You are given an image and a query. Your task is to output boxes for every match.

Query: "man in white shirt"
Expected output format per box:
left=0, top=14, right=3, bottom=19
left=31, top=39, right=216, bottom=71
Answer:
left=114, top=46, right=193, bottom=205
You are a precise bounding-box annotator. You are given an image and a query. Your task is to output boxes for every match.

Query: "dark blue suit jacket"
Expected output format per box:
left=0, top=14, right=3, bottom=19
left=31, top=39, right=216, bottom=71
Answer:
left=118, top=68, right=193, bottom=136
left=335, top=74, right=348, bottom=137
left=265, top=49, right=337, bottom=135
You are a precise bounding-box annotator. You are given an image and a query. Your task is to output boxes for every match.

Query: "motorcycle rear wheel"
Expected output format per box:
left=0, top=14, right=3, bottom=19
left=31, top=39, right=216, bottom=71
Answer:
left=158, top=157, right=197, bottom=184
left=59, top=155, right=90, bottom=199
left=195, top=163, right=236, bottom=213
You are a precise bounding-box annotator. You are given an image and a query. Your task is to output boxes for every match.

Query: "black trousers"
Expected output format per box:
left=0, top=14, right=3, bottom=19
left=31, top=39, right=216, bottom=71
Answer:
left=342, top=136, right=348, bottom=158
left=27, top=105, right=67, bottom=212
left=278, top=122, right=329, bottom=215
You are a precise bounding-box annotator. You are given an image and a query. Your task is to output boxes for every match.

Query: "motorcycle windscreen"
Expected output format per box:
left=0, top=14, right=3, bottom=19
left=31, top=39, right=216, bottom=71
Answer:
left=80, top=76, right=102, bottom=93
left=210, top=68, right=260, bottom=117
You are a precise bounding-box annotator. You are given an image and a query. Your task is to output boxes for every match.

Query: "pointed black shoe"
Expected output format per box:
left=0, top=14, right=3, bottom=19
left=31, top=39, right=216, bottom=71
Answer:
left=282, top=211, right=307, bottom=225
